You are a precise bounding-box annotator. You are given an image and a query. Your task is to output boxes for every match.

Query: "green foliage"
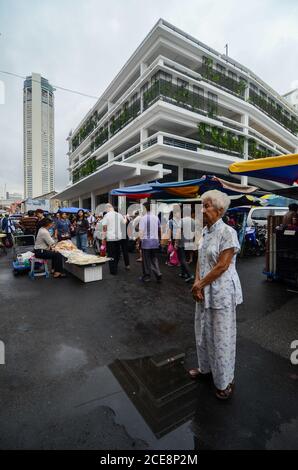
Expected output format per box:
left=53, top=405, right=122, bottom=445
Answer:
left=72, top=157, right=98, bottom=183
left=197, top=122, right=246, bottom=154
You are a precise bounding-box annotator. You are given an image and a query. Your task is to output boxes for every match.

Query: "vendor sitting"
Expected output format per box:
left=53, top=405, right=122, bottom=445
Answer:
left=34, top=218, right=65, bottom=278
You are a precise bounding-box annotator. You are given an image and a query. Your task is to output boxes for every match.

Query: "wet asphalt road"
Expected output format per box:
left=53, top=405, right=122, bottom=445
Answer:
left=0, top=250, right=297, bottom=450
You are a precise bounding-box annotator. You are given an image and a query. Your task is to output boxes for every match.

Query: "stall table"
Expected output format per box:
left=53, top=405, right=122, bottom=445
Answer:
left=64, top=258, right=108, bottom=282
left=55, top=246, right=110, bottom=283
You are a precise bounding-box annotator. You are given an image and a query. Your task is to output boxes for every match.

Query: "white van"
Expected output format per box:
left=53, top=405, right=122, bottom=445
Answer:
left=246, top=206, right=288, bottom=227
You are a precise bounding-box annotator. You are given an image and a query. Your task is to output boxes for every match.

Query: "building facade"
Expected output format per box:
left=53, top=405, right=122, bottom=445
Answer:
left=23, top=73, right=55, bottom=199
left=283, top=88, right=298, bottom=112
left=57, top=19, right=298, bottom=211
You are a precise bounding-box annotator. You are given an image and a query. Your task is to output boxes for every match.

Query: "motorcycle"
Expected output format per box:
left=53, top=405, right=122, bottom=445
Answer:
left=243, top=223, right=266, bottom=256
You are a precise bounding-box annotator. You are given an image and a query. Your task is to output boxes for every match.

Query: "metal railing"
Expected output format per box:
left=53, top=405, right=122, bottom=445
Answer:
left=198, top=64, right=246, bottom=98
left=249, top=89, right=298, bottom=136
left=143, top=78, right=218, bottom=117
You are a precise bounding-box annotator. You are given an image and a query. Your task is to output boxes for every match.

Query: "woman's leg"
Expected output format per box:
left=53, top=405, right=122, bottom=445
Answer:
left=194, top=303, right=211, bottom=374
left=205, top=305, right=237, bottom=391
left=34, top=249, right=64, bottom=274
left=76, top=234, right=81, bottom=250
left=178, top=247, right=191, bottom=277
left=52, top=252, right=64, bottom=273
left=120, top=239, right=130, bottom=267
left=80, top=233, right=88, bottom=252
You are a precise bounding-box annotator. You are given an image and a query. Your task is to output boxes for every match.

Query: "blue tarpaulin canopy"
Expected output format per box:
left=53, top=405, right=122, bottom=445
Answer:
left=110, top=175, right=259, bottom=199
left=57, top=207, right=85, bottom=214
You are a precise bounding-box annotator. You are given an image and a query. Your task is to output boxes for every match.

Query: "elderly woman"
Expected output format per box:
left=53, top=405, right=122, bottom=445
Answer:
left=191, top=190, right=243, bottom=400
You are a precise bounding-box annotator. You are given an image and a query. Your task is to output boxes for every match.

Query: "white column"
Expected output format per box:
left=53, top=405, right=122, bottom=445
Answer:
left=157, top=134, right=163, bottom=145
left=108, top=150, right=114, bottom=162
left=118, top=180, right=126, bottom=215
left=241, top=175, right=248, bottom=186
left=91, top=192, right=96, bottom=213
left=79, top=196, right=83, bottom=208
left=140, top=128, right=149, bottom=150
left=241, top=114, right=249, bottom=186
left=178, top=166, right=184, bottom=182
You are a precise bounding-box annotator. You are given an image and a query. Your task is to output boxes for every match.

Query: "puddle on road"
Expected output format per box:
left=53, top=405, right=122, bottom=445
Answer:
left=71, top=349, right=199, bottom=450
left=50, top=345, right=88, bottom=374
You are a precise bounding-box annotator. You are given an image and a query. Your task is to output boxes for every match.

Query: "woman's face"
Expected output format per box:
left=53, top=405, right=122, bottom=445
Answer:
left=202, top=199, right=222, bottom=226
left=78, top=211, right=84, bottom=218
left=61, top=212, right=67, bottom=219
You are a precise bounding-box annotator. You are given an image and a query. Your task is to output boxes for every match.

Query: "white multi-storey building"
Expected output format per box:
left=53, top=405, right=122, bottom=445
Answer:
left=23, top=73, right=55, bottom=198
left=57, top=19, right=298, bottom=210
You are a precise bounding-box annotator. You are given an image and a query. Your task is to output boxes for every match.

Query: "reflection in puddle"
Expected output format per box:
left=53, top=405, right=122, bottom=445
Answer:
left=53, top=345, right=88, bottom=373
left=109, top=349, right=198, bottom=442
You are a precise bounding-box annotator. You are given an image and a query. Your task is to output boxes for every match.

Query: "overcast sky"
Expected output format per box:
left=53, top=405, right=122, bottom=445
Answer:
left=0, top=0, right=297, bottom=195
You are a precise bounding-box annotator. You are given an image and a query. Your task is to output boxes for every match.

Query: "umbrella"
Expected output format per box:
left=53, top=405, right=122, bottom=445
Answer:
left=57, top=207, right=85, bottom=214
left=229, top=153, right=298, bottom=185
left=259, top=194, right=295, bottom=207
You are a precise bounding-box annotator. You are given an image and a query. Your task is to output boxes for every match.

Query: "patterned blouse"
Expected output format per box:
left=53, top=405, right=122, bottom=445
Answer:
left=198, top=218, right=243, bottom=309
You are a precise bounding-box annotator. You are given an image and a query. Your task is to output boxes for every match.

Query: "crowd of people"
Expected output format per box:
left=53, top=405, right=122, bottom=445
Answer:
left=0, top=203, right=201, bottom=282
left=3, top=196, right=297, bottom=400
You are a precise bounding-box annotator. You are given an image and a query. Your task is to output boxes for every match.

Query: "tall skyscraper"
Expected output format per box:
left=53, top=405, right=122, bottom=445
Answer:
left=23, top=73, right=55, bottom=198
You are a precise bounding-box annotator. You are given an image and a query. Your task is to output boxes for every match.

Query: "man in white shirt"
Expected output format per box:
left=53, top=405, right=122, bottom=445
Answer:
left=102, top=203, right=125, bottom=275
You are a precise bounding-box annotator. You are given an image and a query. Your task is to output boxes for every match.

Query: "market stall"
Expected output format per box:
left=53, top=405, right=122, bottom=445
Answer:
left=54, top=240, right=110, bottom=283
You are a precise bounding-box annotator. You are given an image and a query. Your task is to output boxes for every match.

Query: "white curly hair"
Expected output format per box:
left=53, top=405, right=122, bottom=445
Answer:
left=201, top=190, right=230, bottom=214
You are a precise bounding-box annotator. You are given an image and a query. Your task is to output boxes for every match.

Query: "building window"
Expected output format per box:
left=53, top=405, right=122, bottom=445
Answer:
left=160, top=71, right=172, bottom=82
left=141, top=82, right=148, bottom=94
left=216, top=64, right=225, bottom=74
left=151, top=72, right=160, bottom=84
left=131, top=93, right=138, bottom=103
left=177, top=78, right=188, bottom=89
left=207, top=92, right=218, bottom=116
left=250, top=83, right=258, bottom=93
left=228, top=70, right=237, bottom=81
left=193, top=86, right=204, bottom=97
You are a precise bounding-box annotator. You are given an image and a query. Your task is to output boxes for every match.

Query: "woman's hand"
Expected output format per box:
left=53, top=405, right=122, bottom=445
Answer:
left=191, top=280, right=204, bottom=302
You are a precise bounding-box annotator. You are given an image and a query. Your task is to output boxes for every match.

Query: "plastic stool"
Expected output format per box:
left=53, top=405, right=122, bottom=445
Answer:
left=29, top=256, right=50, bottom=279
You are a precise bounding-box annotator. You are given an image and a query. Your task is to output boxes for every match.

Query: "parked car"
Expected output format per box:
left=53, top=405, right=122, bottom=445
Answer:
left=246, top=206, right=288, bottom=227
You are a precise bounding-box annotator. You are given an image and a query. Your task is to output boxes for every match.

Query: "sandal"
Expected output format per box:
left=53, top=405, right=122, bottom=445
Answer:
left=188, top=368, right=212, bottom=380
left=215, top=382, right=235, bottom=400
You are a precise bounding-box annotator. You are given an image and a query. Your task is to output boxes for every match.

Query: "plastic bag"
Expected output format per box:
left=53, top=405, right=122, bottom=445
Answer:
left=168, top=247, right=180, bottom=266
left=99, top=244, right=106, bottom=257
left=167, top=241, right=174, bottom=254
